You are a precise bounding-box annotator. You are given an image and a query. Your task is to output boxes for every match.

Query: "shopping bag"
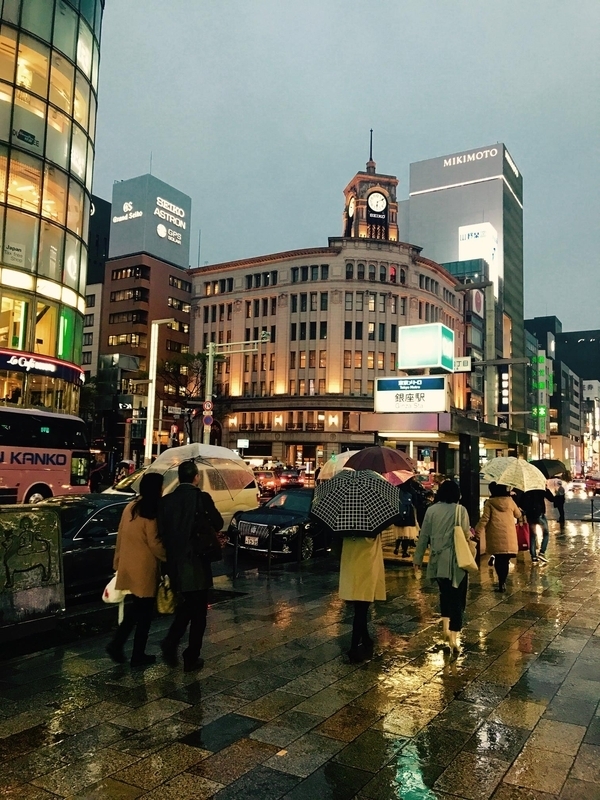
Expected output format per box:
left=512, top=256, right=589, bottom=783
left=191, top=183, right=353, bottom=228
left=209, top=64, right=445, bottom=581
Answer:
left=102, top=573, right=130, bottom=604
left=516, top=522, right=530, bottom=551
left=156, top=574, right=176, bottom=615
left=453, top=505, right=478, bottom=573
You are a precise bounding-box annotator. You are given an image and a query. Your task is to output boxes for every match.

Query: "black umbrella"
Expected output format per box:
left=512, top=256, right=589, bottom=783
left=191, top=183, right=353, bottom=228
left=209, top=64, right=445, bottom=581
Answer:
left=529, top=459, right=567, bottom=479
left=311, top=469, right=401, bottom=537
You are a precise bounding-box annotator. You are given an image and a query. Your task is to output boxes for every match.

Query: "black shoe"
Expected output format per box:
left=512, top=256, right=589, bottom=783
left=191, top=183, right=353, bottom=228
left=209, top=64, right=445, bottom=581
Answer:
left=106, top=642, right=126, bottom=664
left=346, top=648, right=364, bottom=664
left=496, top=584, right=506, bottom=593
left=362, top=639, right=374, bottom=659
left=160, top=640, right=178, bottom=666
left=183, top=657, right=205, bottom=673
left=131, top=653, right=156, bottom=668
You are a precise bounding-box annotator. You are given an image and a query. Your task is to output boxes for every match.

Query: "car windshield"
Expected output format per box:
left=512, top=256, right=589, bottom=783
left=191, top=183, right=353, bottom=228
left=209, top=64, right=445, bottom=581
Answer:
left=265, top=491, right=312, bottom=513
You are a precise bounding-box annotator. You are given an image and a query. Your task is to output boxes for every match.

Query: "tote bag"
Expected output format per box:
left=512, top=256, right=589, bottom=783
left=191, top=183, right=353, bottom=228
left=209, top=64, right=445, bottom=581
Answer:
left=453, top=505, right=478, bottom=573
left=156, top=574, right=176, bottom=615
left=102, top=573, right=130, bottom=623
left=516, top=522, right=530, bottom=551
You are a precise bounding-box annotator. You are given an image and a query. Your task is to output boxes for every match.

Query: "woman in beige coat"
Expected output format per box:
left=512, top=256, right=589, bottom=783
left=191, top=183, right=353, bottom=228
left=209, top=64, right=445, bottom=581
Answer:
left=475, top=482, right=523, bottom=593
left=339, top=535, right=385, bottom=663
left=106, top=472, right=166, bottom=667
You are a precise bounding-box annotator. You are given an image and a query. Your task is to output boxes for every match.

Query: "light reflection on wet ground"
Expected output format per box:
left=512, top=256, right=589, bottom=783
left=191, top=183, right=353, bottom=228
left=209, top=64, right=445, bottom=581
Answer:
left=0, top=514, right=599, bottom=799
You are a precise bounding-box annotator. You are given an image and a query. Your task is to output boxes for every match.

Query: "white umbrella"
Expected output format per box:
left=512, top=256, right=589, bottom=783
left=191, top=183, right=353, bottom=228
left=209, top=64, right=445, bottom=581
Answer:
left=318, top=450, right=361, bottom=481
left=482, top=457, right=546, bottom=492
left=148, top=443, right=243, bottom=473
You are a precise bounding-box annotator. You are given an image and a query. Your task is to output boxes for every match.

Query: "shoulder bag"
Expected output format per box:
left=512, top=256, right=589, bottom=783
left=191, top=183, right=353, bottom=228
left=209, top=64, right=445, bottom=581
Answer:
left=453, top=504, right=478, bottom=573
left=156, top=574, right=176, bottom=614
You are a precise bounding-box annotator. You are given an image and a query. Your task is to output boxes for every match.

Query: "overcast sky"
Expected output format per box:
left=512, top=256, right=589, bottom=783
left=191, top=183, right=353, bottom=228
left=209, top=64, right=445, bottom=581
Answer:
left=93, top=1, right=599, bottom=331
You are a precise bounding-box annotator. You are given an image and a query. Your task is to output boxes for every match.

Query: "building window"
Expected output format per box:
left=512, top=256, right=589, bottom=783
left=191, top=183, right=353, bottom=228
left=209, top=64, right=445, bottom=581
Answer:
left=391, top=325, right=397, bottom=343
left=380, top=266, right=386, bottom=282
left=319, top=350, right=326, bottom=368
left=310, top=265, right=318, bottom=281
left=320, top=292, right=328, bottom=311
left=169, top=275, right=191, bottom=292
left=400, top=268, right=406, bottom=285
left=270, top=325, right=276, bottom=343
left=291, top=294, right=298, bottom=313
left=377, top=353, right=384, bottom=370
left=82, top=333, right=93, bottom=346
left=355, top=321, right=363, bottom=339
left=299, top=322, right=306, bottom=340
left=262, top=272, right=270, bottom=287
left=299, top=351, right=307, bottom=369
left=271, top=271, right=278, bottom=285
left=300, top=293, right=307, bottom=312
left=390, top=266, right=397, bottom=284
left=354, top=379, right=361, bottom=394
left=390, top=353, right=396, bottom=371
left=108, top=333, right=147, bottom=348
left=271, top=297, right=277, bottom=314
left=346, top=263, right=353, bottom=280
left=252, top=353, right=258, bottom=372
left=83, top=313, right=94, bottom=327
left=109, top=311, right=148, bottom=325
left=290, top=323, right=297, bottom=341
left=354, top=351, right=362, bottom=369
left=343, top=350, right=352, bottom=368
left=261, top=298, right=268, bottom=316
left=390, top=295, right=397, bottom=314
left=367, top=352, right=374, bottom=369
left=357, top=263, right=365, bottom=280
left=168, top=297, right=191, bottom=313
left=320, top=321, right=327, bottom=339
left=166, top=340, right=188, bottom=353
left=321, top=265, right=329, bottom=280
left=245, top=275, right=252, bottom=290
left=110, top=288, right=149, bottom=303
left=254, top=274, right=261, bottom=288
left=290, top=351, right=296, bottom=369
left=211, top=306, right=217, bottom=323
left=299, top=379, right=306, bottom=395
left=81, top=351, right=92, bottom=365
left=379, top=323, right=385, bottom=342
left=309, top=321, right=316, bottom=339
left=419, top=302, right=423, bottom=320
left=227, top=303, right=232, bottom=320
left=345, top=292, right=353, bottom=311
left=253, top=327, right=258, bottom=340
left=369, top=264, right=376, bottom=281
left=379, top=293, right=386, bottom=313
left=289, top=381, right=296, bottom=395
left=310, top=292, right=317, bottom=312
left=367, top=380, right=374, bottom=396
left=309, top=350, right=316, bottom=368
left=318, top=378, right=325, bottom=394
left=344, top=321, right=352, bottom=339
left=368, top=322, right=375, bottom=340
left=85, top=294, right=95, bottom=307
left=356, top=292, right=364, bottom=311
left=253, top=299, right=260, bottom=317
left=260, top=353, right=267, bottom=372
left=244, top=355, right=250, bottom=373
left=400, top=297, right=407, bottom=315
left=368, top=293, right=376, bottom=312
left=301, top=266, right=309, bottom=281
left=112, top=266, right=150, bottom=281
left=343, top=379, right=351, bottom=395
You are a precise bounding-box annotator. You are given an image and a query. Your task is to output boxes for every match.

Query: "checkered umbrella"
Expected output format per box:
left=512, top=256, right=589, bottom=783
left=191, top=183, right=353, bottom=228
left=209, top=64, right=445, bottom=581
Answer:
left=311, top=469, right=401, bottom=537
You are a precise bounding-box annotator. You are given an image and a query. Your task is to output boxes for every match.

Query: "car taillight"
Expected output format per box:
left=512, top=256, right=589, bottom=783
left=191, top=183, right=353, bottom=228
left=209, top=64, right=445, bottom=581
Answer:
left=281, top=477, right=287, bottom=483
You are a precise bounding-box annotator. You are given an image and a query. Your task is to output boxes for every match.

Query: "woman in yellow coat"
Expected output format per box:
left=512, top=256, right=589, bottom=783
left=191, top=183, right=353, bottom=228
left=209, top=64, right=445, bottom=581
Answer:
left=106, top=472, right=166, bottom=667
left=339, top=534, right=386, bottom=663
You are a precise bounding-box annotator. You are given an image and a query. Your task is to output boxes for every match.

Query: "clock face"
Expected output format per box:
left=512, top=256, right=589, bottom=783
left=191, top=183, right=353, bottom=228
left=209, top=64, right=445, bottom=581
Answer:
left=347, top=197, right=355, bottom=217
left=368, top=192, right=387, bottom=212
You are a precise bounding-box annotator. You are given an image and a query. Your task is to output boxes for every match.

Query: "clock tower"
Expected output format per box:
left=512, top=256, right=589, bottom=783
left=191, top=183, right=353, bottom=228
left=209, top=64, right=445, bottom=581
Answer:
left=343, top=132, right=399, bottom=241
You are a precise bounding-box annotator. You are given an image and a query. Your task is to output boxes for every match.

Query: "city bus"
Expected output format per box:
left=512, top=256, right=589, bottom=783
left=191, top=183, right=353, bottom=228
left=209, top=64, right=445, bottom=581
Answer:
left=0, top=408, right=90, bottom=504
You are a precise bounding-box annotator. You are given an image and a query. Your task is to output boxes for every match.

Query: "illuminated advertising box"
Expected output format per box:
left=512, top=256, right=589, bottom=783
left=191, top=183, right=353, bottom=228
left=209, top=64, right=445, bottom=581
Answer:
left=109, top=174, right=192, bottom=269
left=397, top=323, right=455, bottom=372
left=375, top=376, right=449, bottom=413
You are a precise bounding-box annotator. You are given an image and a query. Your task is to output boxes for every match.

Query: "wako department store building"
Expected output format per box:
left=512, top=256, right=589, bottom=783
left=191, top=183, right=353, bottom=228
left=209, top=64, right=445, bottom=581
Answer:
left=0, top=0, right=103, bottom=412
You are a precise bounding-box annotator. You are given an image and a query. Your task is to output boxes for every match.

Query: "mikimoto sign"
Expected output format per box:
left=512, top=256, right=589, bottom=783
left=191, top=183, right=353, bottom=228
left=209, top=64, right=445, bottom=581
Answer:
left=375, top=376, right=449, bottom=414
left=397, top=323, right=455, bottom=372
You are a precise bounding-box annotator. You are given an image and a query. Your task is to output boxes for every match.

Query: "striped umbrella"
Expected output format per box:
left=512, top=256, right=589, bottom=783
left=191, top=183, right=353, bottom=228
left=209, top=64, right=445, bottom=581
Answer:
left=311, top=469, right=401, bottom=537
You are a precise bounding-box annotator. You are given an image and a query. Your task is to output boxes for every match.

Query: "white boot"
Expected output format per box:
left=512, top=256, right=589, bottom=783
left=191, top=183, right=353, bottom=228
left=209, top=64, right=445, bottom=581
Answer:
left=442, top=617, right=450, bottom=642
left=448, top=630, right=460, bottom=653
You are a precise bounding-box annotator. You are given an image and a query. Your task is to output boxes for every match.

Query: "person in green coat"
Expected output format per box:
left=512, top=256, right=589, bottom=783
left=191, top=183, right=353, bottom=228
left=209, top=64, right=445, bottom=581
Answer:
left=413, top=480, right=472, bottom=653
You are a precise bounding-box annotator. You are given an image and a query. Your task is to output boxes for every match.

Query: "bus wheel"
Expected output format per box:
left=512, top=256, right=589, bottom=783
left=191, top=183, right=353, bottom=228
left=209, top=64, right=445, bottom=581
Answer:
left=25, top=485, right=52, bottom=504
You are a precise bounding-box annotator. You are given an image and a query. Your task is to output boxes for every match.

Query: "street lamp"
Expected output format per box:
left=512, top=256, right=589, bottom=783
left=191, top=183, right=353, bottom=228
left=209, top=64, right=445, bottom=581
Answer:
left=202, top=331, right=271, bottom=445
left=144, top=317, right=175, bottom=465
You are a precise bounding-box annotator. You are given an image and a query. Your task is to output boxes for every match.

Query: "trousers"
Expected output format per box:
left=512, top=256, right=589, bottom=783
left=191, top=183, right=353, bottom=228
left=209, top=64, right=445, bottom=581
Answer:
left=111, top=595, right=155, bottom=659
left=494, top=554, right=512, bottom=586
left=350, top=600, right=372, bottom=651
left=164, top=589, right=209, bottom=662
left=436, top=575, right=468, bottom=632
left=530, top=515, right=549, bottom=559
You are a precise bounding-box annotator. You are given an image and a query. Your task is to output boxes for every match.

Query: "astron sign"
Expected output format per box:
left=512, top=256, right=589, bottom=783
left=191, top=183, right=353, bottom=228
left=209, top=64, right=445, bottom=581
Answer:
left=444, top=148, right=499, bottom=167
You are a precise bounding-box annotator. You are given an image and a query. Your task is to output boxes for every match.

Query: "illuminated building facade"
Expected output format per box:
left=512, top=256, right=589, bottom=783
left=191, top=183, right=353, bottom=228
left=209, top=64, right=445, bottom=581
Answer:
left=0, top=0, right=104, bottom=413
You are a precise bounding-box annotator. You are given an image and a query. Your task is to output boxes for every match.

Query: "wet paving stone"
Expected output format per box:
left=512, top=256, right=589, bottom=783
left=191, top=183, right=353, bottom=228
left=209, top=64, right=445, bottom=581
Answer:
left=434, top=751, right=510, bottom=799
left=211, top=764, right=301, bottom=800
left=189, top=737, right=279, bottom=785
left=463, top=720, right=530, bottom=762
left=504, top=743, right=574, bottom=794
left=560, top=777, right=600, bottom=800
left=281, top=761, right=372, bottom=799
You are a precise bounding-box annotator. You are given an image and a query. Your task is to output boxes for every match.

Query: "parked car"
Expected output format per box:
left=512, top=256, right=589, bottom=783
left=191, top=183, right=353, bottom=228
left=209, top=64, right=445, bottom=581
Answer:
left=40, top=494, right=130, bottom=599
left=228, top=488, right=326, bottom=560
left=569, top=478, right=586, bottom=493
left=585, top=475, right=600, bottom=496
left=278, top=470, right=305, bottom=489
left=254, top=470, right=281, bottom=498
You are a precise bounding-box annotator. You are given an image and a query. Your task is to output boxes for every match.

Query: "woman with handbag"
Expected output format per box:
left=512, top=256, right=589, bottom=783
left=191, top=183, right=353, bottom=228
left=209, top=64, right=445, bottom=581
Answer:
left=475, top=483, right=522, bottom=593
left=106, top=472, right=166, bottom=667
left=413, top=480, right=472, bottom=653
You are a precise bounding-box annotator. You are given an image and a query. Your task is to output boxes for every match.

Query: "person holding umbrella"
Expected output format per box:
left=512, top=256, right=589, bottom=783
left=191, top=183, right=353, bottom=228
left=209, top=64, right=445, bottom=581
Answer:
left=475, top=483, right=523, bottom=592
left=413, top=480, right=472, bottom=653
left=311, top=468, right=401, bottom=663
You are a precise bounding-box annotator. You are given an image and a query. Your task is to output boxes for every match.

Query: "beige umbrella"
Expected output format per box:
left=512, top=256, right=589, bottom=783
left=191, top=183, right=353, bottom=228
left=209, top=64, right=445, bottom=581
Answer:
left=318, top=450, right=361, bottom=481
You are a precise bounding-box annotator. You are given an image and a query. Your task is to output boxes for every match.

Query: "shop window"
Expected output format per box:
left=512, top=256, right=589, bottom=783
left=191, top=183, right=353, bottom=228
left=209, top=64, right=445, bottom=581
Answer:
left=0, top=81, right=12, bottom=141
left=17, top=35, right=49, bottom=99
left=67, top=178, right=84, bottom=236
left=35, top=299, right=58, bottom=357
left=0, top=26, right=17, bottom=83
left=46, top=107, right=71, bottom=169
left=12, top=90, right=46, bottom=156
left=73, top=70, right=90, bottom=130
left=70, top=123, right=87, bottom=181
left=4, top=208, right=39, bottom=271
left=8, top=150, right=42, bottom=213
left=49, top=53, right=74, bottom=113
left=38, top=221, right=64, bottom=282
left=63, top=232, right=80, bottom=289
left=0, top=293, right=28, bottom=350
left=54, top=1, right=78, bottom=61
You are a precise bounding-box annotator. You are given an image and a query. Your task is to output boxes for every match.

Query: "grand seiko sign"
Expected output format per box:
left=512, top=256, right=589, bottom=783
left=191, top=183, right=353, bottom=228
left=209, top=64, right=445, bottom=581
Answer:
left=444, top=148, right=498, bottom=167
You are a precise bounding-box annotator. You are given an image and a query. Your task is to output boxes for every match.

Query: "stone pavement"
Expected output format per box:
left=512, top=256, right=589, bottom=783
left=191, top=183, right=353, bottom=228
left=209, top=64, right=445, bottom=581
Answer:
left=1, top=517, right=599, bottom=800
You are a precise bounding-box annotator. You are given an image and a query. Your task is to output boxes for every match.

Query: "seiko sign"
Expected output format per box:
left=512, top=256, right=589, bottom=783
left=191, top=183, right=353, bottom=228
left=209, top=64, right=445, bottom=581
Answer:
left=7, top=355, right=57, bottom=373
left=444, top=148, right=498, bottom=167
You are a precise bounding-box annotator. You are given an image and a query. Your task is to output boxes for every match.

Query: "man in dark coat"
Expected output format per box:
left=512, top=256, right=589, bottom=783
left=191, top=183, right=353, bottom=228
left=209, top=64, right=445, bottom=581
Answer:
left=158, top=460, right=223, bottom=672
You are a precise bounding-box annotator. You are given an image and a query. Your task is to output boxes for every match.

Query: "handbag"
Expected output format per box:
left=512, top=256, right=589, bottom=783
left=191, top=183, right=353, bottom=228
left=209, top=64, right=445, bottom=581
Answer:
left=516, top=522, right=530, bottom=551
left=102, top=573, right=130, bottom=623
left=156, top=574, right=176, bottom=614
left=453, top=504, right=478, bottom=573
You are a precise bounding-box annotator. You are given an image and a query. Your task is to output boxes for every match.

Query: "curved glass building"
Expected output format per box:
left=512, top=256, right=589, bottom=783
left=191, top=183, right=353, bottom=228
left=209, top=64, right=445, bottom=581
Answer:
left=0, top=0, right=104, bottom=413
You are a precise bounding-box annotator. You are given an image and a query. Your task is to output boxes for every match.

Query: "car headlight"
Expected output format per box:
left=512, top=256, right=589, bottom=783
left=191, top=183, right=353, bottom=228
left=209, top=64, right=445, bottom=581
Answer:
left=229, top=516, right=239, bottom=529
left=277, top=525, right=299, bottom=538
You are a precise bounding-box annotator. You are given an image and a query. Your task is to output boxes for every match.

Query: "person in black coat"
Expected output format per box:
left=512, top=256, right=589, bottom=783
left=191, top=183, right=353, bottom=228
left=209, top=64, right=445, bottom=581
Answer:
left=158, top=460, right=223, bottom=672
left=515, top=488, right=551, bottom=564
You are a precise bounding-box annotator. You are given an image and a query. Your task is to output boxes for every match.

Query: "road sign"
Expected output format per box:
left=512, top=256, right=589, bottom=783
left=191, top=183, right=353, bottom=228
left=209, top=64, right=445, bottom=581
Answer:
left=453, top=357, right=472, bottom=373
left=203, top=400, right=213, bottom=412
left=167, top=406, right=182, bottom=415
left=203, top=415, right=213, bottom=426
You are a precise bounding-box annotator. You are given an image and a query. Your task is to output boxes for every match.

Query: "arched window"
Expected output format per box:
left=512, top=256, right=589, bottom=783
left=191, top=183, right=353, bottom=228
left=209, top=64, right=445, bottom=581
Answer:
left=389, top=266, right=397, bottom=284
left=400, top=268, right=406, bottom=285
left=368, top=264, right=376, bottom=281
left=357, top=263, right=365, bottom=280
left=379, top=265, right=386, bottom=282
left=345, top=262, right=353, bottom=280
